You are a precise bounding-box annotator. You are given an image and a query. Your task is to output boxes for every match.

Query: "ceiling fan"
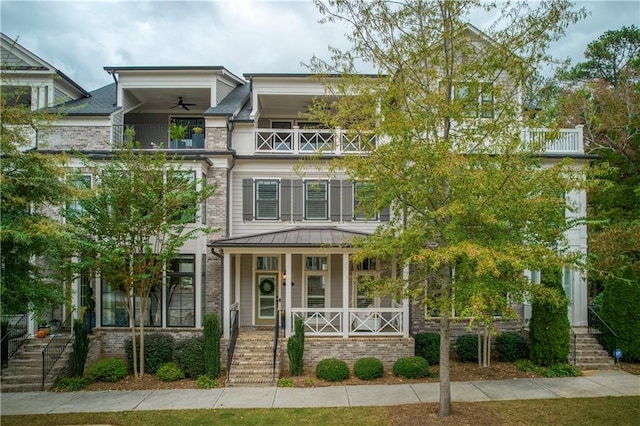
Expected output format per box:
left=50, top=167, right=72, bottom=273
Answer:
left=170, top=97, right=196, bottom=111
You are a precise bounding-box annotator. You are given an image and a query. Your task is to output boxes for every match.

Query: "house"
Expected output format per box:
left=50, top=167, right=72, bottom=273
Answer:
left=1, top=32, right=592, bottom=377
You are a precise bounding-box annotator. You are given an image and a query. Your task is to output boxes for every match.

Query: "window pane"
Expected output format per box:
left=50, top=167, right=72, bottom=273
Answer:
left=354, top=182, right=377, bottom=220
left=166, top=255, right=195, bottom=327
left=256, top=180, right=279, bottom=219
left=305, top=256, right=327, bottom=271
left=307, top=275, right=325, bottom=308
left=101, top=283, right=129, bottom=327
left=305, top=181, right=328, bottom=219
left=256, top=256, right=278, bottom=270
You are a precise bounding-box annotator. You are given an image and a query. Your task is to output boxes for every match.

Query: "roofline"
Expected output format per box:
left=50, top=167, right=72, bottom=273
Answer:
left=103, top=66, right=245, bottom=84
left=56, top=70, right=91, bottom=97
left=243, top=73, right=383, bottom=79
left=208, top=226, right=370, bottom=248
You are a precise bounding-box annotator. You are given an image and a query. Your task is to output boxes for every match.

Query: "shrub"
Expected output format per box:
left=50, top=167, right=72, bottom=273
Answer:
left=54, top=376, right=87, bottom=391
left=529, top=269, right=570, bottom=366
left=353, top=357, right=384, bottom=380
left=196, top=375, right=219, bottom=389
left=544, top=363, right=581, bottom=378
left=496, top=332, right=529, bottom=362
left=86, top=358, right=127, bottom=382
left=316, top=358, right=349, bottom=382
left=125, top=333, right=175, bottom=374
left=174, top=337, right=205, bottom=378
left=72, top=319, right=90, bottom=377
left=515, top=359, right=543, bottom=374
left=600, top=278, right=640, bottom=362
left=156, top=362, right=185, bottom=382
left=203, top=313, right=221, bottom=377
left=287, top=317, right=305, bottom=376
left=415, top=332, right=440, bottom=365
left=392, top=356, right=430, bottom=379
left=456, top=334, right=483, bottom=363
left=277, top=377, right=294, bottom=387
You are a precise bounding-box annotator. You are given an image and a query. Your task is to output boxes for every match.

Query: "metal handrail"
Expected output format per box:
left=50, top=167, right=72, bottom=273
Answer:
left=226, top=308, right=239, bottom=380
left=588, top=306, right=618, bottom=360
left=1, top=313, right=28, bottom=372
left=273, top=310, right=284, bottom=382
left=42, top=311, right=73, bottom=387
left=570, top=328, right=577, bottom=365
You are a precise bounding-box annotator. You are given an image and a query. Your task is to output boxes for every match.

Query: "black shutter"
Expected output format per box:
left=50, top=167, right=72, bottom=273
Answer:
left=380, top=205, right=391, bottom=222
left=330, top=180, right=341, bottom=221
left=341, top=180, right=353, bottom=222
left=281, top=179, right=291, bottom=221
left=292, top=180, right=303, bottom=221
left=242, top=178, right=253, bottom=220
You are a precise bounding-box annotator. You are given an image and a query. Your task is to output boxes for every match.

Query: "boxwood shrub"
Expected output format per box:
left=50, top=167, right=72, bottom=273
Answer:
left=353, top=357, right=384, bottom=380
left=125, top=333, right=175, bottom=374
left=174, top=336, right=205, bottom=378
left=315, top=358, right=349, bottom=382
left=456, top=334, right=481, bottom=363
left=156, top=362, right=185, bottom=382
left=496, top=332, right=529, bottom=362
left=392, top=356, right=430, bottom=379
left=415, top=332, right=440, bottom=365
left=86, top=358, right=127, bottom=382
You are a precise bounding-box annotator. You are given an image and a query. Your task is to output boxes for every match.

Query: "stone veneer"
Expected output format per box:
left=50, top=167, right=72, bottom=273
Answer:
left=39, top=125, right=112, bottom=150
left=279, top=337, right=415, bottom=374
left=206, top=127, right=228, bottom=150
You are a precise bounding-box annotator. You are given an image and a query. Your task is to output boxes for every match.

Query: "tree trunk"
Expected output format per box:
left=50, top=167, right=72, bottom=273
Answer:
left=139, top=294, right=146, bottom=377
left=129, top=294, right=138, bottom=377
left=438, top=310, right=452, bottom=417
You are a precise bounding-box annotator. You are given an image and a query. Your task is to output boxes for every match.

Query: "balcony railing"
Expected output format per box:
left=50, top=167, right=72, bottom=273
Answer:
left=112, top=124, right=206, bottom=149
left=521, top=126, right=584, bottom=154
left=291, top=307, right=404, bottom=336
left=255, top=127, right=377, bottom=154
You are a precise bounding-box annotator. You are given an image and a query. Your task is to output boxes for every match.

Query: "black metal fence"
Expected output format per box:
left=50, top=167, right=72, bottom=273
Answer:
left=226, top=309, right=239, bottom=379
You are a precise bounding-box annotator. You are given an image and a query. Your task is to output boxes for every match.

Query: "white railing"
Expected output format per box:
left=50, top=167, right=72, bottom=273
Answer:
left=291, top=307, right=404, bottom=336
left=522, top=126, right=584, bottom=154
left=255, top=127, right=376, bottom=154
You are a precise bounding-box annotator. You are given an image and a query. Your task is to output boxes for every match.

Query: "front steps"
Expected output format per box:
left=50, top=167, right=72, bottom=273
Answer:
left=227, top=330, right=279, bottom=387
left=1, top=335, right=72, bottom=392
left=570, top=327, right=615, bottom=370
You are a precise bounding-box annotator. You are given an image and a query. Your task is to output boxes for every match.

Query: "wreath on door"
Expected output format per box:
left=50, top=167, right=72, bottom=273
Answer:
left=259, top=278, right=275, bottom=295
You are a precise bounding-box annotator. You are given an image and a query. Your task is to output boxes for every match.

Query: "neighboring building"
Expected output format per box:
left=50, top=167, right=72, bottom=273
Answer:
left=1, top=33, right=590, bottom=367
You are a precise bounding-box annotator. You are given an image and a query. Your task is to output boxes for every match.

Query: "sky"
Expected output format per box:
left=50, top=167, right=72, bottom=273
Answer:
left=1, top=0, right=639, bottom=92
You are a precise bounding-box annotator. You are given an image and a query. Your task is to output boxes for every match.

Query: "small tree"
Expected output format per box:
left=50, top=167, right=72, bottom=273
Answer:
left=600, top=277, right=640, bottom=362
left=203, top=313, right=221, bottom=377
left=529, top=268, right=570, bottom=366
left=287, top=317, right=305, bottom=376
left=66, top=145, right=216, bottom=377
left=72, top=320, right=90, bottom=377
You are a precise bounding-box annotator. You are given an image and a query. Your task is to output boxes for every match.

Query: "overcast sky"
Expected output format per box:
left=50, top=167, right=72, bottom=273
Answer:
left=2, top=1, right=639, bottom=92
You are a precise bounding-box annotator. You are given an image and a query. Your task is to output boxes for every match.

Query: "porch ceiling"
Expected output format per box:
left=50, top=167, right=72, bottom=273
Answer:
left=208, top=226, right=370, bottom=248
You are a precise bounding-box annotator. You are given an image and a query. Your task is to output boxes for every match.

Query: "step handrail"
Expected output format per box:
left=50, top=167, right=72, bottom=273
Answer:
left=42, top=311, right=73, bottom=387
left=273, top=310, right=284, bottom=382
left=588, top=305, right=618, bottom=361
left=570, top=328, right=577, bottom=365
left=226, top=308, right=239, bottom=380
left=1, top=313, right=29, bottom=372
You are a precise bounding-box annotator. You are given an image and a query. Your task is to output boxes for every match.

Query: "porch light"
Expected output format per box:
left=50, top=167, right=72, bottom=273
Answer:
left=282, top=272, right=295, bottom=286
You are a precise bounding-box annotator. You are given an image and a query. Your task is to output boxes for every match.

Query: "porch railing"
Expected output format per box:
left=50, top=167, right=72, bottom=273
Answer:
left=1, top=313, right=28, bottom=371
left=588, top=305, right=618, bottom=361
left=255, top=127, right=377, bottom=154
left=111, top=124, right=206, bottom=149
left=226, top=305, right=239, bottom=379
left=291, top=307, right=404, bottom=337
left=42, top=311, right=73, bottom=387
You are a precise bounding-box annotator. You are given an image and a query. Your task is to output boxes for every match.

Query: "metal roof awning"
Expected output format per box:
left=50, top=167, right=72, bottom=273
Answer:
left=208, top=226, right=370, bottom=248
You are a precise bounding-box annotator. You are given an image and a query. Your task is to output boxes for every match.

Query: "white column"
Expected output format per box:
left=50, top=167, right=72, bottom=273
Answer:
left=342, top=252, right=350, bottom=338
left=285, top=252, right=292, bottom=338
left=223, top=252, right=231, bottom=340
left=402, top=264, right=410, bottom=338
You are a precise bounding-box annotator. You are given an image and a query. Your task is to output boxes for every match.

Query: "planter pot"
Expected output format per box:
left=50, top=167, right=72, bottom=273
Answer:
left=83, top=311, right=95, bottom=333
left=192, top=133, right=205, bottom=148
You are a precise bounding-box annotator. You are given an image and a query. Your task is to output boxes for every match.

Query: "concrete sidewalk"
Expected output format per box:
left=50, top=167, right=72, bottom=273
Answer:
left=1, top=370, right=638, bottom=416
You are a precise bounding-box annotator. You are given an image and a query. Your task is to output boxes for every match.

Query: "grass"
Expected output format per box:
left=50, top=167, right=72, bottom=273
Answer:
left=2, top=397, right=639, bottom=425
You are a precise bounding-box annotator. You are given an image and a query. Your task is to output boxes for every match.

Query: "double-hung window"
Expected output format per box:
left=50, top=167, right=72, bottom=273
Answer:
left=305, top=181, right=328, bottom=220
left=68, top=174, right=92, bottom=213
left=166, top=255, right=195, bottom=327
left=255, top=180, right=279, bottom=220
left=452, top=81, right=494, bottom=118
left=353, top=181, right=377, bottom=221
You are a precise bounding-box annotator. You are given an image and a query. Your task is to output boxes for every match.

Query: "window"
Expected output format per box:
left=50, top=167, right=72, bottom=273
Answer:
left=101, top=283, right=129, bottom=327
left=2, top=85, right=31, bottom=108
left=68, top=174, right=92, bottom=213
left=171, top=170, right=196, bottom=223
left=256, top=256, right=278, bottom=271
left=480, top=83, right=494, bottom=118
left=305, top=181, right=328, bottom=220
left=353, top=258, right=378, bottom=308
left=166, top=255, right=195, bottom=327
left=255, top=180, right=279, bottom=220
left=451, top=81, right=494, bottom=118
left=305, top=256, right=328, bottom=309
left=353, top=182, right=377, bottom=221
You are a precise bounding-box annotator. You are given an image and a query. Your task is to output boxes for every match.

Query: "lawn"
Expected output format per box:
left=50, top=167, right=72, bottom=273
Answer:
left=2, top=397, right=639, bottom=425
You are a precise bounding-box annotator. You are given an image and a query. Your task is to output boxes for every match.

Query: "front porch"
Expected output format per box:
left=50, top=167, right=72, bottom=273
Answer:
left=210, top=227, right=410, bottom=340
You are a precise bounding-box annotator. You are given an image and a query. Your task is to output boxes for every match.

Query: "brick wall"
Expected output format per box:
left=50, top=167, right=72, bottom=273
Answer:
left=279, top=337, right=415, bottom=374
left=39, top=126, right=111, bottom=150
left=205, top=165, right=227, bottom=317
left=206, top=127, right=228, bottom=150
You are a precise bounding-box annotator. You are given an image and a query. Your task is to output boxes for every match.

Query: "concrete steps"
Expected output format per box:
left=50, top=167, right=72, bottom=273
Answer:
left=1, top=335, right=72, bottom=392
left=227, top=331, right=279, bottom=387
left=570, top=327, right=615, bottom=370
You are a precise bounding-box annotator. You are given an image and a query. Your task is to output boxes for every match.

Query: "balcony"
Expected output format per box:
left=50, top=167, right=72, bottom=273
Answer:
left=522, top=126, right=584, bottom=154
left=254, top=127, right=377, bottom=155
left=112, top=124, right=205, bottom=150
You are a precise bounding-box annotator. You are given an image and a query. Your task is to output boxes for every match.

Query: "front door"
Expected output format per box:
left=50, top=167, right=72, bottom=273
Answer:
left=256, top=273, right=278, bottom=325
